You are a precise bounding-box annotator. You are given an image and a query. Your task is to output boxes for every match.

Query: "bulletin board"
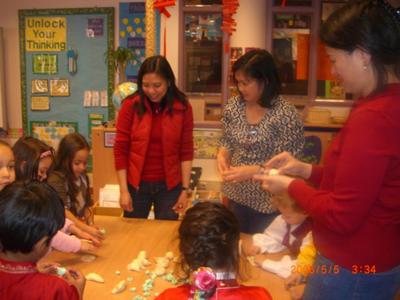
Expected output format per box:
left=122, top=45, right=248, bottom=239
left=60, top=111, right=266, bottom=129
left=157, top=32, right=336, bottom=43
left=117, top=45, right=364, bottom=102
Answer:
left=19, top=8, right=115, bottom=145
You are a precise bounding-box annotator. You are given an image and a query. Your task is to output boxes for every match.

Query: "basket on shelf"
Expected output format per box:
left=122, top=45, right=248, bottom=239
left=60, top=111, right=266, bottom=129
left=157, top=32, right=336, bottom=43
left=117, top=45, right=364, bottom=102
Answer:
left=305, top=108, right=331, bottom=124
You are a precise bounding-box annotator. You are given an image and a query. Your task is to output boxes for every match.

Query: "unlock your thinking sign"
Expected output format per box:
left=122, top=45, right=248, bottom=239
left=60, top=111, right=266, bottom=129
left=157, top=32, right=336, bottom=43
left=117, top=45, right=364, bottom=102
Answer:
left=25, top=17, right=67, bottom=51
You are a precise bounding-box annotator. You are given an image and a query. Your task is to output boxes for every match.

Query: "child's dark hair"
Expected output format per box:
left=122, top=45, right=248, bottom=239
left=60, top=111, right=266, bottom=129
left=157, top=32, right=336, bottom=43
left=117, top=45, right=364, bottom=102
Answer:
left=0, top=181, right=65, bottom=253
left=320, top=0, right=400, bottom=93
left=179, top=201, right=240, bottom=295
left=53, top=132, right=91, bottom=216
left=233, top=49, right=281, bottom=108
left=13, top=136, right=54, bottom=181
left=135, top=55, right=188, bottom=116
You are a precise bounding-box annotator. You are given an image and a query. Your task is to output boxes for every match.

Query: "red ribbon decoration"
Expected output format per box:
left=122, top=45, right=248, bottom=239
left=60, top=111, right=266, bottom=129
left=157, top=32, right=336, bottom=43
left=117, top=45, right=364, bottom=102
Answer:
left=153, top=0, right=175, bottom=18
left=221, top=0, right=239, bottom=53
left=153, top=0, right=176, bottom=56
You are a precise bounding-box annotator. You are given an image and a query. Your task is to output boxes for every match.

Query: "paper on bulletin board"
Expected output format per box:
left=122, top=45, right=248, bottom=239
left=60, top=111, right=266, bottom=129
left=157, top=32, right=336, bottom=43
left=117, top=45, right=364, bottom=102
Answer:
left=88, top=113, right=104, bottom=142
left=31, top=121, right=77, bottom=150
left=32, top=54, right=58, bottom=74
left=31, top=96, right=50, bottom=111
left=25, top=17, right=67, bottom=52
left=194, top=129, right=222, bottom=159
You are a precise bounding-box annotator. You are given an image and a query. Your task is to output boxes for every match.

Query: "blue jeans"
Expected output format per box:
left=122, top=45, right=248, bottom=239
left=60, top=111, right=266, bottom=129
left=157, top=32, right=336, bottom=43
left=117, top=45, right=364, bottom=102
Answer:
left=124, top=182, right=181, bottom=220
left=303, top=254, right=400, bottom=300
left=228, top=199, right=279, bottom=234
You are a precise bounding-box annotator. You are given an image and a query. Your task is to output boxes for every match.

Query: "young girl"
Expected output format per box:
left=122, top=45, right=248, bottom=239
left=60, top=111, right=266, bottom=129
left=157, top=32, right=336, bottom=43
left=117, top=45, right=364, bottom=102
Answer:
left=48, top=133, right=103, bottom=241
left=12, top=136, right=100, bottom=253
left=156, top=202, right=272, bottom=300
left=0, top=140, right=15, bottom=192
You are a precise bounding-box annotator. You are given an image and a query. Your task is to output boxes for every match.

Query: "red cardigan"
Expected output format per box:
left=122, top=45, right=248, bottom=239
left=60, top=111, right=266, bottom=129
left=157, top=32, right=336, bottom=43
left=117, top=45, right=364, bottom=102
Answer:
left=289, top=83, right=400, bottom=272
left=114, top=94, right=194, bottom=190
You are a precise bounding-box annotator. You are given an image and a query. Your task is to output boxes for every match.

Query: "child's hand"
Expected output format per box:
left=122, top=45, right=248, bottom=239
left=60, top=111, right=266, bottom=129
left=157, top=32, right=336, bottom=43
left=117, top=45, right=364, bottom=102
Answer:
left=64, top=268, right=86, bottom=299
left=37, top=262, right=60, bottom=274
left=75, top=228, right=102, bottom=247
left=288, top=284, right=306, bottom=300
left=79, top=240, right=99, bottom=254
left=85, top=226, right=105, bottom=242
left=241, top=239, right=261, bottom=257
left=284, top=272, right=304, bottom=289
left=254, top=254, right=266, bottom=267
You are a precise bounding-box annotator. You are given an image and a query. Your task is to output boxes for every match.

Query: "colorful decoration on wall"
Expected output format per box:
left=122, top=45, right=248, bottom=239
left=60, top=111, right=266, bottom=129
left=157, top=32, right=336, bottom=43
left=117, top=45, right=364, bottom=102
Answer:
left=31, top=120, right=77, bottom=150
left=67, top=48, right=78, bottom=74
left=221, top=0, right=239, bottom=53
left=146, top=0, right=156, bottom=57
left=153, top=0, right=175, bottom=18
left=153, top=0, right=176, bottom=56
left=119, top=2, right=160, bottom=82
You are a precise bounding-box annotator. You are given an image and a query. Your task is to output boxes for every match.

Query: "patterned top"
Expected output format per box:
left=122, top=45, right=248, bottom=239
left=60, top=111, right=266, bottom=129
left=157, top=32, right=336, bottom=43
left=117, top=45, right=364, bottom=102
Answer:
left=219, top=96, right=304, bottom=213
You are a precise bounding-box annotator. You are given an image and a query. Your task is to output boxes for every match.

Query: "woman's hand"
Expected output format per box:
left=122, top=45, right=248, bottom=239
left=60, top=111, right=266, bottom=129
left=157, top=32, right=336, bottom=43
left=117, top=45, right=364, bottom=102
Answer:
left=284, top=272, right=304, bottom=289
left=264, top=152, right=312, bottom=179
left=253, top=174, right=294, bottom=194
left=172, top=192, right=189, bottom=214
left=119, top=190, right=133, bottom=212
left=222, top=165, right=260, bottom=183
left=217, top=150, right=230, bottom=174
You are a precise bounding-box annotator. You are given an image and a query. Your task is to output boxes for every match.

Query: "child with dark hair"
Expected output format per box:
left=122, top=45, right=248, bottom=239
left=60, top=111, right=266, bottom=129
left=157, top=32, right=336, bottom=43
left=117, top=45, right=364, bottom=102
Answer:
left=0, top=181, right=85, bottom=299
left=0, top=140, right=15, bottom=192
left=48, top=132, right=103, bottom=242
left=13, top=136, right=100, bottom=253
left=156, top=202, right=272, bottom=300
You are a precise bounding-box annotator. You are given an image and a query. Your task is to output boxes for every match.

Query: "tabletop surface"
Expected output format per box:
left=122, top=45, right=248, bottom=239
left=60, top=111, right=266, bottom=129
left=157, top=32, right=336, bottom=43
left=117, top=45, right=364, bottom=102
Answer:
left=44, top=215, right=291, bottom=300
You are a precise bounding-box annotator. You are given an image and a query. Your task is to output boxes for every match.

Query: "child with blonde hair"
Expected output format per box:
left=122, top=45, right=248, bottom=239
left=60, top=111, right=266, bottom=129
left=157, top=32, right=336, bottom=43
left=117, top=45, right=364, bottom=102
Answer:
left=242, top=193, right=315, bottom=299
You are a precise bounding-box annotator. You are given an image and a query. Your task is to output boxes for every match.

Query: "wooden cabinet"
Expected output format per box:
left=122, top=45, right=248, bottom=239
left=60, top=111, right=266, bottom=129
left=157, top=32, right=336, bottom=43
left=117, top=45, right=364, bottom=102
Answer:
left=91, top=126, right=118, bottom=205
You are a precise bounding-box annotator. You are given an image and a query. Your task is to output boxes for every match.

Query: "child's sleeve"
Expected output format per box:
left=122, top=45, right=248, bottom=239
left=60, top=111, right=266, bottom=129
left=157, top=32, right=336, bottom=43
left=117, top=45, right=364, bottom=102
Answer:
left=252, top=215, right=287, bottom=253
left=50, top=230, right=81, bottom=253
left=60, top=218, right=74, bottom=234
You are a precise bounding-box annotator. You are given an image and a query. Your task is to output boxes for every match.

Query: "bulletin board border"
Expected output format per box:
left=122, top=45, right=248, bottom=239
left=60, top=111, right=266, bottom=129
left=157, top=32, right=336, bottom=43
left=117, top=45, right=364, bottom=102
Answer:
left=19, top=7, right=115, bottom=135
left=29, top=120, right=79, bottom=136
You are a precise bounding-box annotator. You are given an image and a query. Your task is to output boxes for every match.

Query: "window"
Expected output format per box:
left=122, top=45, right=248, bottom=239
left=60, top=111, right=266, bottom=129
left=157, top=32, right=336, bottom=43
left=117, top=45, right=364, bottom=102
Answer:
left=266, top=0, right=351, bottom=104
left=184, top=13, right=222, bottom=93
left=180, top=2, right=227, bottom=123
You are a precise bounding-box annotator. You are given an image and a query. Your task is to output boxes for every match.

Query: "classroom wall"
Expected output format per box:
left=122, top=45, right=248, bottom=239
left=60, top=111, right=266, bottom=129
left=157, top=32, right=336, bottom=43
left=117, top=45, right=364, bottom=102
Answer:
left=0, top=0, right=265, bottom=131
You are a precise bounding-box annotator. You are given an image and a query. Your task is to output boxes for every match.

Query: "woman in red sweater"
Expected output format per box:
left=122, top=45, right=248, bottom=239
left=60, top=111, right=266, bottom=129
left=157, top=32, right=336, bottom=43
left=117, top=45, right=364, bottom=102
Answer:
left=114, top=55, right=194, bottom=220
left=254, top=1, right=400, bottom=299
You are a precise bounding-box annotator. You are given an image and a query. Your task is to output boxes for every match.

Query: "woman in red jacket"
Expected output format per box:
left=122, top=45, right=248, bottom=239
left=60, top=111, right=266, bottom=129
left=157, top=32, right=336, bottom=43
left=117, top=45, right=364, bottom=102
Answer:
left=254, top=1, right=400, bottom=299
left=114, top=55, right=194, bottom=220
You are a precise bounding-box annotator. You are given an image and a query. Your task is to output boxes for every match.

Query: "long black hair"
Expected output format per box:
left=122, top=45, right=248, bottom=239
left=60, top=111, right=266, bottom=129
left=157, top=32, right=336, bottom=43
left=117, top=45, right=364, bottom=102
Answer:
left=233, top=49, right=281, bottom=108
left=178, top=202, right=240, bottom=298
left=320, top=0, right=400, bottom=93
left=135, top=55, right=188, bottom=116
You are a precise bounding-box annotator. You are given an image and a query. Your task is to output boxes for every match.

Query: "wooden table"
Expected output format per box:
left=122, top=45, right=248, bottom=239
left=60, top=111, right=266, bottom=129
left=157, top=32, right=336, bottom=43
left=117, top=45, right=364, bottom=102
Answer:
left=44, top=216, right=291, bottom=300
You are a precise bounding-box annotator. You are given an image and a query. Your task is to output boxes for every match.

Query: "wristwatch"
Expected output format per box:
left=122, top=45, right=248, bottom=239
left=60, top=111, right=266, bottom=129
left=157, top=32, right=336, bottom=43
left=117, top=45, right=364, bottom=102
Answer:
left=181, top=186, right=192, bottom=196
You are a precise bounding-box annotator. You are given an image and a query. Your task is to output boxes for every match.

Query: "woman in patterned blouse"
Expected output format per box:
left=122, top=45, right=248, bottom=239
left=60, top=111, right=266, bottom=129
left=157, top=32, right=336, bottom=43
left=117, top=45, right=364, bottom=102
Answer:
left=217, top=49, right=304, bottom=234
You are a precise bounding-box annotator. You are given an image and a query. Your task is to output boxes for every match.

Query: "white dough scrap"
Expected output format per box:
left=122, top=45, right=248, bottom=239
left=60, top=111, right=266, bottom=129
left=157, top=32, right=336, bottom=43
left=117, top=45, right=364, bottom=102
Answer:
left=127, top=259, right=142, bottom=271
left=86, top=272, right=105, bottom=283
left=269, top=168, right=279, bottom=176
left=165, top=251, right=174, bottom=260
left=111, top=280, right=127, bottom=294
left=155, top=257, right=169, bottom=268
left=153, top=265, right=166, bottom=276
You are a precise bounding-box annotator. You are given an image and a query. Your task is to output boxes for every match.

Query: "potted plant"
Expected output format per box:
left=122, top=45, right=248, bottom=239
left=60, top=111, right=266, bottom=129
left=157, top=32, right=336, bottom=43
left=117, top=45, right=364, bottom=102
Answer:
left=106, top=46, right=135, bottom=83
